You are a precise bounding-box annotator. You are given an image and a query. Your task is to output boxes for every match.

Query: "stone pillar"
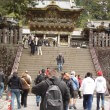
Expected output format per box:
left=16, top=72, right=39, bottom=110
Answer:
left=102, top=32, right=105, bottom=47
left=57, top=34, right=60, bottom=47
left=89, top=29, right=93, bottom=47
left=7, top=29, right=9, bottom=44
left=14, top=29, right=18, bottom=44
left=18, top=27, right=23, bottom=44
left=3, top=28, right=7, bottom=44
left=0, top=29, right=2, bottom=43
left=109, top=35, right=110, bottom=46
left=43, top=34, right=46, bottom=39
left=68, top=35, right=71, bottom=47
left=105, top=34, right=109, bottom=47
left=10, top=29, right=13, bottom=44
left=94, top=33, right=97, bottom=46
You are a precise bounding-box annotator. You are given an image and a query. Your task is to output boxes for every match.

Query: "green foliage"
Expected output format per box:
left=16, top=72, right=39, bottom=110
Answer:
left=76, top=0, right=110, bottom=27
left=0, top=46, right=16, bottom=81
left=0, top=0, right=32, bottom=21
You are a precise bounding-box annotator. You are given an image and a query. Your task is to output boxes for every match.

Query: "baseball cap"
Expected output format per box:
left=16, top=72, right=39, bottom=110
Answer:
left=97, top=71, right=103, bottom=76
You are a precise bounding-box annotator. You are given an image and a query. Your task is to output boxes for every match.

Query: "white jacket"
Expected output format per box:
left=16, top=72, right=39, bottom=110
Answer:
left=80, top=77, right=95, bottom=95
left=95, top=76, right=107, bottom=93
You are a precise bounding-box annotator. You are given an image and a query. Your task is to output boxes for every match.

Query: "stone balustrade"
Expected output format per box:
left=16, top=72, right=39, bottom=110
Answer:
left=0, top=27, right=22, bottom=44
left=89, top=29, right=110, bottom=47
left=11, top=45, right=23, bottom=74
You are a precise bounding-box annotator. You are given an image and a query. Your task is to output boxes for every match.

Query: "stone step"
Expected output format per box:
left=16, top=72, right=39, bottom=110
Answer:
left=18, top=47, right=96, bottom=79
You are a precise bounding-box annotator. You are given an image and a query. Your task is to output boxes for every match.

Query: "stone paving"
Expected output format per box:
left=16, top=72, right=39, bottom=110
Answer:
left=0, top=95, right=110, bottom=110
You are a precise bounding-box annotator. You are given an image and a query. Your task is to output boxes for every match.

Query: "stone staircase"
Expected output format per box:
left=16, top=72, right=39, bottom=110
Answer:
left=18, top=46, right=96, bottom=79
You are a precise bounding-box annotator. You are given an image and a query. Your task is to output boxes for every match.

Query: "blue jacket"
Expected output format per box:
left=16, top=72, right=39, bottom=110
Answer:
left=71, top=77, right=79, bottom=90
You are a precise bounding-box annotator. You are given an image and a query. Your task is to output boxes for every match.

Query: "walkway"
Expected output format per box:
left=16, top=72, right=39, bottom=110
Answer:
left=0, top=95, right=110, bottom=110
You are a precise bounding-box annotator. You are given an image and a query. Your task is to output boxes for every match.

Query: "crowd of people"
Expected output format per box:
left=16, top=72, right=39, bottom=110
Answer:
left=22, top=34, right=57, bottom=56
left=0, top=67, right=108, bottom=110
left=0, top=69, right=32, bottom=110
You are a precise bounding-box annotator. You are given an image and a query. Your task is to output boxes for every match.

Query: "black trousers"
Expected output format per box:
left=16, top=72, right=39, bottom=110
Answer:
left=21, top=89, right=29, bottom=107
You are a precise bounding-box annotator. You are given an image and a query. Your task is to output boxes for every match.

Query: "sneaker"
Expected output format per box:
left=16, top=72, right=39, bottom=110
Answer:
left=73, top=105, right=77, bottom=109
left=69, top=106, right=73, bottom=109
left=102, top=107, right=104, bottom=110
left=37, top=102, right=39, bottom=106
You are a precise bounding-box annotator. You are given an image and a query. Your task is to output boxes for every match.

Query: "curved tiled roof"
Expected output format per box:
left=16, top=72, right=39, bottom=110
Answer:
left=29, top=0, right=82, bottom=10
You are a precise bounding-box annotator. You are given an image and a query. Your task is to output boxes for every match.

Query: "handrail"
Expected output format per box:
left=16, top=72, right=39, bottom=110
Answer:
left=89, top=30, right=110, bottom=94
left=89, top=46, right=102, bottom=72
left=11, top=45, right=23, bottom=74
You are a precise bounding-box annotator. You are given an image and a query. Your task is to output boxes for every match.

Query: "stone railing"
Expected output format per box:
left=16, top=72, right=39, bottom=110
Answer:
left=0, top=27, right=22, bottom=44
left=11, top=45, right=23, bottom=74
left=89, top=30, right=110, bottom=47
left=89, top=46, right=102, bottom=73
left=89, top=31, right=110, bottom=94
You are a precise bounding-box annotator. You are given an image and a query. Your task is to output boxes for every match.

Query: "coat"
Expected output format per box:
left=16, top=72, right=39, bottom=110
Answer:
left=32, top=76, right=70, bottom=110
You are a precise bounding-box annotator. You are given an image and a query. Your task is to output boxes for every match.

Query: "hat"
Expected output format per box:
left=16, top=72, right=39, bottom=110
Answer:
left=71, top=71, right=76, bottom=76
left=97, top=71, right=103, bottom=76
left=25, top=70, right=28, bottom=73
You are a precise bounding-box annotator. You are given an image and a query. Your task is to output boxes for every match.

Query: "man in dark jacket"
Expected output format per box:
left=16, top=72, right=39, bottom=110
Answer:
left=56, top=53, right=65, bottom=72
left=0, top=68, right=5, bottom=98
left=32, top=69, right=70, bottom=110
left=8, top=72, right=22, bottom=110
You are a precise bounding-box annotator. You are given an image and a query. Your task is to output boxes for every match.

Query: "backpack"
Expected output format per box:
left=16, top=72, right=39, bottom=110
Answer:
left=43, top=80, right=63, bottom=110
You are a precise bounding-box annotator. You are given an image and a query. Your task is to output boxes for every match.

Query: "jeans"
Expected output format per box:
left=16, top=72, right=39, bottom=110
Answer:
left=21, top=89, right=29, bottom=107
left=58, top=63, right=63, bottom=72
left=96, top=93, right=105, bottom=110
left=36, top=95, right=41, bottom=103
left=0, top=82, right=4, bottom=97
left=64, top=102, right=69, bottom=110
left=83, top=94, right=93, bottom=110
left=11, top=89, right=21, bottom=110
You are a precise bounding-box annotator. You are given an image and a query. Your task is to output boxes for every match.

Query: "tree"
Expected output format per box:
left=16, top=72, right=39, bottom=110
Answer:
left=76, top=0, right=110, bottom=27
left=0, top=46, right=16, bottom=83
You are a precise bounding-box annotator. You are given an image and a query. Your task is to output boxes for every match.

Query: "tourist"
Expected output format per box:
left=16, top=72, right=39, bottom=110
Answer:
left=45, top=68, right=50, bottom=76
left=0, top=68, right=5, bottom=99
left=23, top=35, right=29, bottom=49
left=80, top=72, right=95, bottom=110
left=62, top=72, right=74, bottom=110
left=78, top=75, right=82, bottom=99
left=56, top=53, right=65, bottom=72
left=8, top=72, right=22, bottom=110
left=95, top=71, right=107, bottom=110
left=37, top=38, right=43, bottom=55
left=30, top=40, right=36, bottom=55
left=34, top=36, right=38, bottom=51
left=32, top=69, right=70, bottom=110
left=34, top=69, right=46, bottom=106
left=70, top=71, right=79, bottom=109
left=21, top=72, right=32, bottom=108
